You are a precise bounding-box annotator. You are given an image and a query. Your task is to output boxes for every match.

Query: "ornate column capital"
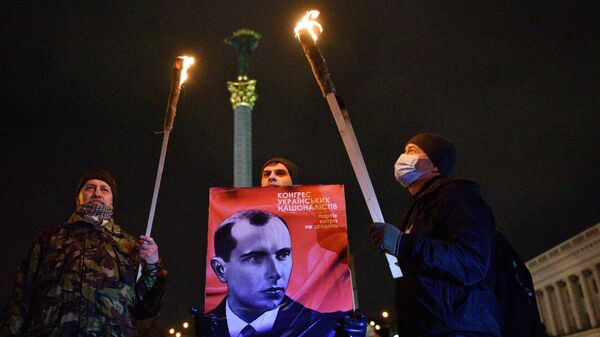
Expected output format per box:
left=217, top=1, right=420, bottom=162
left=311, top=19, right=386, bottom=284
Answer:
left=228, top=75, right=257, bottom=109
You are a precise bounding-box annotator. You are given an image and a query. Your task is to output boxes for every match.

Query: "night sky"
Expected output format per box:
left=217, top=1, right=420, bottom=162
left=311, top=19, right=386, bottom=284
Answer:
left=2, top=1, right=599, bottom=329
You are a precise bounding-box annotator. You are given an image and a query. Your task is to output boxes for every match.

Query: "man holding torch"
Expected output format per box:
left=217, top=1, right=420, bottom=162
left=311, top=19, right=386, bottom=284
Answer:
left=0, top=170, right=167, bottom=337
left=369, top=133, right=501, bottom=336
left=293, top=11, right=498, bottom=335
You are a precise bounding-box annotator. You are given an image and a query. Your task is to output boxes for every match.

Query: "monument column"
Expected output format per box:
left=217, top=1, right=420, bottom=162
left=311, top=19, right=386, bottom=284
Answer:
left=226, top=29, right=261, bottom=187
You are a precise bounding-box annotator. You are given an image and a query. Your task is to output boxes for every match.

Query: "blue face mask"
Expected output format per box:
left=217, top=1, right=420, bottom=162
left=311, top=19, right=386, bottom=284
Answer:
left=394, top=154, right=428, bottom=187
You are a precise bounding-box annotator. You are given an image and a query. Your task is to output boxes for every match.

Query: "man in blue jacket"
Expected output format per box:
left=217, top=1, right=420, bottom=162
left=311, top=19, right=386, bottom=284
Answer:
left=369, top=133, right=501, bottom=337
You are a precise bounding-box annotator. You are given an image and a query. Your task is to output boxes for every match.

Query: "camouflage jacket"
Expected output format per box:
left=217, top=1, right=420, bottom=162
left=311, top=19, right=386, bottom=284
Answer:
left=0, top=215, right=167, bottom=337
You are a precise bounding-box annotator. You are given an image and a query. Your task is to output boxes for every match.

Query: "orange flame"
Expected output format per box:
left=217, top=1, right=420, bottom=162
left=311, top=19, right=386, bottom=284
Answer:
left=178, top=56, right=195, bottom=85
left=294, top=10, right=323, bottom=42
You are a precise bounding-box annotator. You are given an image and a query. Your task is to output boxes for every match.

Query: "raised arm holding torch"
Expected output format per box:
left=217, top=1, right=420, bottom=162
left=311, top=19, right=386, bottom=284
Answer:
left=295, top=11, right=401, bottom=278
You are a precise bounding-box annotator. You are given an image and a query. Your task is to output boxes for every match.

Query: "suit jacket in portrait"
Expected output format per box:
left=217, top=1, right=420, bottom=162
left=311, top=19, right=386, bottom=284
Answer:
left=204, top=295, right=347, bottom=337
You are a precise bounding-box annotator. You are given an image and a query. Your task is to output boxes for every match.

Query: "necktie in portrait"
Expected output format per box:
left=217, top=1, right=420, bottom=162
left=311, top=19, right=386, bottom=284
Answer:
left=239, top=325, right=258, bottom=337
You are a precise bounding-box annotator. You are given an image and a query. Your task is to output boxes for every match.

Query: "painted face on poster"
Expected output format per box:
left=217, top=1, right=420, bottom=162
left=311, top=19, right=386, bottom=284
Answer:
left=211, top=211, right=292, bottom=317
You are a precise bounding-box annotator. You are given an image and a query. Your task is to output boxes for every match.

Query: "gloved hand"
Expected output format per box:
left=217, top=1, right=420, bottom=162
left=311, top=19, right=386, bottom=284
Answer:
left=334, top=310, right=367, bottom=337
left=369, top=222, right=402, bottom=256
left=190, top=306, right=218, bottom=337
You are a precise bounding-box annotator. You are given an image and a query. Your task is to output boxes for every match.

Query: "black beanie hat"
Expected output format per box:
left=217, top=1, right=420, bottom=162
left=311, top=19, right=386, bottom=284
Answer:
left=76, top=170, right=117, bottom=200
left=407, top=133, right=457, bottom=175
left=262, top=157, right=302, bottom=184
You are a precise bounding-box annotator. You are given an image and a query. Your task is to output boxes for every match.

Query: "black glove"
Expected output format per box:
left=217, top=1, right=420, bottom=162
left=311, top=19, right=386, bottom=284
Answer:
left=334, top=310, right=367, bottom=337
left=369, top=222, right=402, bottom=256
left=190, top=306, right=218, bottom=337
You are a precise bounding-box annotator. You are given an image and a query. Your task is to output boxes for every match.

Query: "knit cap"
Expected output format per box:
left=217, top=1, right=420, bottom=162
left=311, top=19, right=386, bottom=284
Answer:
left=407, top=133, right=457, bottom=175
left=75, top=170, right=117, bottom=200
left=261, top=158, right=302, bottom=184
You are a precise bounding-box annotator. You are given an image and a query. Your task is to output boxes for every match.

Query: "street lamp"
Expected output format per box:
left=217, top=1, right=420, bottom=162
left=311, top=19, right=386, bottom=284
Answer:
left=382, top=311, right=389, bottom=318
left=169, top=328, right=175, bottom=334
left=182, top=322, right=189, bottom=329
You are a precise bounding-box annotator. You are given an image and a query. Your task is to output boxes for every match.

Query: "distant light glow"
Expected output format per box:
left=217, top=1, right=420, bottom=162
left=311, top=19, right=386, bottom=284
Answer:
left=369, top=321, right=375, bottom=326
left=182, top=322, right=189, bottom=329
left=382, top=311, right=389, bottom=318
left=169, top=328, right=175, bottom=334
left=375, top=324, right=381, bottom=330
left=175, top=333, right=181, bottom=337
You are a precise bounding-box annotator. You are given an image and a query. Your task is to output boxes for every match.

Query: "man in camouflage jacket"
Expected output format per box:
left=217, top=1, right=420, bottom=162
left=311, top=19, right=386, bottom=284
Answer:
left=0, top=170, right=167, bottom=337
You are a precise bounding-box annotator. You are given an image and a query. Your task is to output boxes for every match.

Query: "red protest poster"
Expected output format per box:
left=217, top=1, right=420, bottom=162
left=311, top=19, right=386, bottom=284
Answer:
left=203, top=185, right=353, bottom=336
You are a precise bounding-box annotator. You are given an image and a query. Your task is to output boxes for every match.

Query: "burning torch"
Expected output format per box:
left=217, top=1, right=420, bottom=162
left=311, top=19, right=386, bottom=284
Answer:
left=145, top=56, right=195, bottom=238
left=295, top=11, right=402, bottom=278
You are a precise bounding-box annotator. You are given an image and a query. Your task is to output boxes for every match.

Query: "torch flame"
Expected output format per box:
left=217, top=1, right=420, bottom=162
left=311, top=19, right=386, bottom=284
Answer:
left=178, top=56, right=195, bottom=85
left=294, top=10, right=323, bottom=42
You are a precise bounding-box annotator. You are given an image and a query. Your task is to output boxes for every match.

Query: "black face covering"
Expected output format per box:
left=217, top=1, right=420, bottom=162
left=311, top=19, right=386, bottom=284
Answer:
left=75, top=204, right=113, bottom=226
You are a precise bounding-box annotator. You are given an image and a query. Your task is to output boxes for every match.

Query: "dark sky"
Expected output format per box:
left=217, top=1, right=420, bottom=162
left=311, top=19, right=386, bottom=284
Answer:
left=2, top=1, right=599, bottom=329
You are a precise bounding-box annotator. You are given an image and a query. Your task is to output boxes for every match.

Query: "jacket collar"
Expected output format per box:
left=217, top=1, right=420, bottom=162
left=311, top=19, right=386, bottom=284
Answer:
left=411, top=175, right=450, bottom=201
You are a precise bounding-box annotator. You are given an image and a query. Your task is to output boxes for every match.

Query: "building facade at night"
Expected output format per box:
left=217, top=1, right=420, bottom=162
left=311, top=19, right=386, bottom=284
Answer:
left=527, top=222, right=600, bottom=336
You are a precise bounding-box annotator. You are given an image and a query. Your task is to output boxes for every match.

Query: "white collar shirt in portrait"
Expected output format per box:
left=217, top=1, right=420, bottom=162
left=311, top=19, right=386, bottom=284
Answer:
left=225, top=299, right=279, bottom=337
